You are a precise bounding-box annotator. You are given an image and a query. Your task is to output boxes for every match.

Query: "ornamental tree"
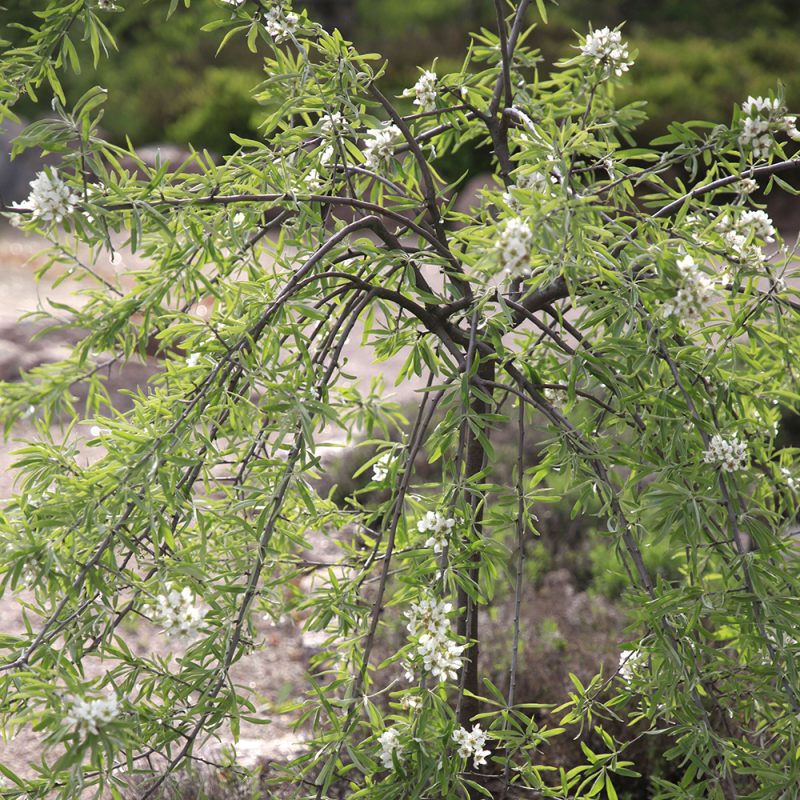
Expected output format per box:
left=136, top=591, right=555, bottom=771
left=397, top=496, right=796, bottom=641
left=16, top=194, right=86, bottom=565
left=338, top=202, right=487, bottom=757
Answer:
left=1, top=1, right=800, bottom=799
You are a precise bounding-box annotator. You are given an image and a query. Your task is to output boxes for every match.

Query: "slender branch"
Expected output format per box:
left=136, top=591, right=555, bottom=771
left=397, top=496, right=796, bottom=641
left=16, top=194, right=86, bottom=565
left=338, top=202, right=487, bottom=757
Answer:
left=652, top=157, right=800, bottom=219
left=501, top=394, right=527, bottom=798
left=488, top=0, right=532, bottom=117
left=369, top=84, right=473, bottom=301
left=491, top=0, right=513, bottom=115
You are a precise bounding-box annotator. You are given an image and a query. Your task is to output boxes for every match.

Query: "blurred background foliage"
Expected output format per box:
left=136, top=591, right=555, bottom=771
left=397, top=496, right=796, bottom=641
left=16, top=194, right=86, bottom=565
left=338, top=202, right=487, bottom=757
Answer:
left=5, top=0, right=800, bottom=167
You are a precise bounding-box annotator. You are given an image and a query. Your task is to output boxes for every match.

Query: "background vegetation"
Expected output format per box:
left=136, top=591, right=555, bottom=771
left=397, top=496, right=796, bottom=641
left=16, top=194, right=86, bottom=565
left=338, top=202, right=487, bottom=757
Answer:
left=5, top=0, right=800, bottom=160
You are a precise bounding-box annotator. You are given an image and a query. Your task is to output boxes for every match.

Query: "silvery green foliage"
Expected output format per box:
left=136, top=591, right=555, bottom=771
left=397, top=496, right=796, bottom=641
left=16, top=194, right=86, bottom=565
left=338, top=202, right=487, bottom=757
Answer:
left=1, top=1, right=800, bottom=798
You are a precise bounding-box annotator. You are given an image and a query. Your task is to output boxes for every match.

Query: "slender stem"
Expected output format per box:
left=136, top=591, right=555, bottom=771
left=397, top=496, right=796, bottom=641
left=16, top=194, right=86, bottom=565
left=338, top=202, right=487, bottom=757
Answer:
left=491, top=0, right=513, bottom=115
left=456, top=356, right=495, bottom=726
left=502, top=395, right=527, bottom=798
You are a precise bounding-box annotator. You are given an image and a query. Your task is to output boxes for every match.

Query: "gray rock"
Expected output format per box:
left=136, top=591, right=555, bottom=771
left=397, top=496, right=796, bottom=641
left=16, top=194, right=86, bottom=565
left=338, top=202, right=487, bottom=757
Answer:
left=0, top=118, right=60, bottom=205
left=0, top=318, right=159, bottom=414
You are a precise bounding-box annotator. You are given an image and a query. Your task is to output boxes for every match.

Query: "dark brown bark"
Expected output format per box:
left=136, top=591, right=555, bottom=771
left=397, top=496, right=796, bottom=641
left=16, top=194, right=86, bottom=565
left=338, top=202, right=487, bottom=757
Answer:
left=457, top=358, right=495, bottom=726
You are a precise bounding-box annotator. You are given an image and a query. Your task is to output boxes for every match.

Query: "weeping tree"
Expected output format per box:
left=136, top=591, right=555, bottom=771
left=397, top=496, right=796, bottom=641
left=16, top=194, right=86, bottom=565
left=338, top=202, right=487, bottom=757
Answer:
left=2, top=1, right=800, bottom=798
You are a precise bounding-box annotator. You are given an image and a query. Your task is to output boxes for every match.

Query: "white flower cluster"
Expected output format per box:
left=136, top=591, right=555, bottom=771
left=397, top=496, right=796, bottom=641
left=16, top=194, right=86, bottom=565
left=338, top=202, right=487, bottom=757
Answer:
left=264, top=5, right=299, bottom=42
left=65, top=691, right=120, bottom=736
left=377, top=727, right=403, bottom=769
left=519, top=172, right=547, bottom=191
left=502, top=170, right=555, bottom=210
left=404, top=70, right=438, bottom=112
left=320, top=111, right=346, bottom=136
left=405, top=596, right=452, bottom=637
left=305, top=168, right=324, bottom=192
left=497, top=217, right=533, bottom=277
left=416, top=624, right=465, bottom=681
left=452, top=723, right=490, bottom=768
left=544, top=386, right=568, bottom=410
left=716, top=209, right=775, bottom=267
left=580, top=27, right=633, bottom=79
left=739, top=96, right=800, bottom=159
left=405, top=596, right=464, bottom=683
left=662, top=254, right=714, bottom=320
left=781, top=467, right=798, bottom=492
left=372, top=451, right=392, bottom=482
left=703, top=433, right=749, bottom=473
left=401, top=693, right=421, bottom=711
left=737, top=178, right=758, bottom=196
left=618, top=649, right=643, bottom=682
left=738, top=209, right=776, bottom=243
left=16, top=170, right=79, bottom=225
left=416, top=510, right=457, bottom=553
left=363, top=125, right=401, bottom=171
left=151, top=584, right=204, bottom=637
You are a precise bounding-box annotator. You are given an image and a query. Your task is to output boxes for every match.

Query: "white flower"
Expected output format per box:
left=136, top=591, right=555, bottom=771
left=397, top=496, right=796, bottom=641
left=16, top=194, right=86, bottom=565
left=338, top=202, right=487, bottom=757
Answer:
left=186, top=352, right=201, bottom=368
left=737, top=178, right=758, bottom=195
left=416, top=510, right=457, bottom=553
left=377, top=727, right=404, bottom=769
left=416, top=632, right=465, bottom=681
left=320, top=111, right=346, bottom=135
left=781, top=467, right=797, bottom=492
left=401, top=694, right=421, bottom=711
left=405, top=596, right=452, bottom=637
left=662, top=254, right=714, bottom=320
left=742, top=96, right=782, bottom=116
left=618, top=649, right=643, bottom=682
left=544, top=386, right=568, bottom=410
left=18, top=170, right=80, bottom=224
left=517, top=171, right=551, bottom=192
left=304, top=169, right=324, bottom=192
left=703, top=433, right=749, bottom=473
left=232, top=211, right=246, bottom=226
left=738, top=209, right=775, bottom=243
left=502, top=171, right=555, bottom=210
left=716, top=209, right=775, bottom=266
left=721, top=228, right=748, bottom=256
left=362, top=125, right=401, bottom=171
left=65, top=691, right=120, bottom=736
left=740, top=117, right=772, bottom=159
left=264, top=5, right=298, bottom=42
left=497, top=216, right=533, bottom=277
left=404, top=70, right=438, bottom=112
left=372, top=451, right=391, bottom=482
left=738, top=95, right=800, bottom=158
left=151, top=583, right=205, bottom=637
left=580, top=27, right=633, bottom=79
left=452, top=724, right=490, bottom=768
